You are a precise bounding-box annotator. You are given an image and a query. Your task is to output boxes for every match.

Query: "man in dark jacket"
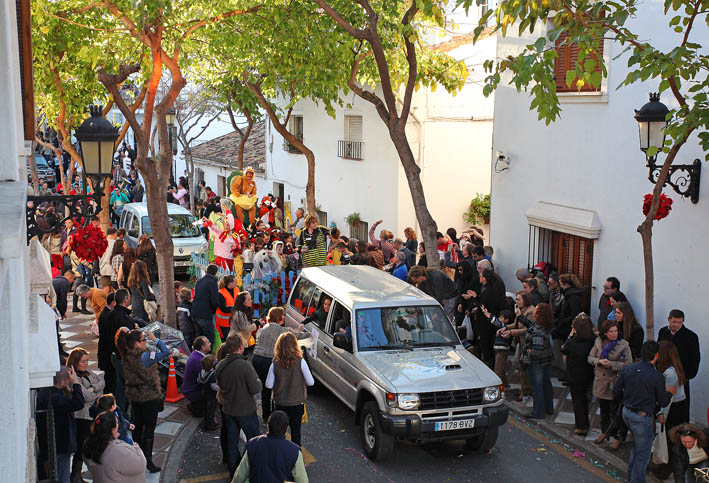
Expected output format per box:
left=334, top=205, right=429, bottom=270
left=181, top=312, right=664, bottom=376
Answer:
left=192, top=265, right=219, bottom=346
left=233, top=410, right=309, bottom=483
left=52, top=269, right=78, bottom=319
left=392, top=238, right=415, bottom=268
left=36, top=367, right=85, bottom=483
left=216, top=336, right=262, bottom=477
left=597, top=276, right=620, bottom=327
left=408, top=266, right=459, bottom=320
left=657, top=309, right=701, bottom=421
left=97, top=292, right=117, bottom=393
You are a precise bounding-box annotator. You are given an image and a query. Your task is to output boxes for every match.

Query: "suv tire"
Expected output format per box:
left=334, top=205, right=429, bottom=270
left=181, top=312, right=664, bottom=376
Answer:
left=360, top=401, right=394, bottom=461
left=465, top=426, right=499, bottom=452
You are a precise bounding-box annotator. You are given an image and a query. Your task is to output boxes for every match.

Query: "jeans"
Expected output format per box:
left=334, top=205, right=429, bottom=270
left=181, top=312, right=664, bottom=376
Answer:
left=494, top=350, right=509, bottom=387
left=276, top=404, right=305, bottom=446
left=56, top=452, right=71, bottom=483
left=195, top=318, right=215, bottom=346
left=252, top=355, right=274, bottom=422
left=527, top=364, right=553, bottom=419
left=223, top=412, right=260, bottom=477
left=622, top=407, right=654, bottom=483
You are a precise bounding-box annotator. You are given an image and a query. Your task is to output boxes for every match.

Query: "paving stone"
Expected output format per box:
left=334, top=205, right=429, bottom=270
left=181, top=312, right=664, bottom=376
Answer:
left=155, top=421, right=183, bottom=436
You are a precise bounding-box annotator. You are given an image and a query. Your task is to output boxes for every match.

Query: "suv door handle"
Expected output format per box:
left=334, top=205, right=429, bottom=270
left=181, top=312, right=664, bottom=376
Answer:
left=323, top=346, right=330, bottom=353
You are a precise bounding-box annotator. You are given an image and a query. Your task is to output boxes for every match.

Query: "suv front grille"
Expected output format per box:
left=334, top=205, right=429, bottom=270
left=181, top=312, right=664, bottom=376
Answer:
left=419, top=388, right=484, bottom=410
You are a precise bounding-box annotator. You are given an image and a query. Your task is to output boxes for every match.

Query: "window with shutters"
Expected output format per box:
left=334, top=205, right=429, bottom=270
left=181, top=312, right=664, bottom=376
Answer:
left=554, top=32, right=604, bottom=93
left=527, top=225, right=594, bottom=313
left=16, top=0, right=35, bottom=141
left=284, top=115, right=304, bottom=154
left=338, top=115, right=364, bottom=160
left=349, top=220, right=369, bottom=242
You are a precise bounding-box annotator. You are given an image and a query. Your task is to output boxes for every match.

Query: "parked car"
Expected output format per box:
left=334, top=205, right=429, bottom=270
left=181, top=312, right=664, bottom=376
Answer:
left=285, top=265, right=508, bottom=461
left=119, top=202, right=208, bottom=273
left=28, top=154, right=56, bottom=188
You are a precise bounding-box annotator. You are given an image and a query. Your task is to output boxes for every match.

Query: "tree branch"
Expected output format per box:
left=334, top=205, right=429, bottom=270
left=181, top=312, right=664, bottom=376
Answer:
left=681, top=0, right=701, bottom=47
left=226, top=95, right=245, bottom=136
left=348, top=50, right=389, bottom=123
left=311, top=0, right=369, bottom=40
left=180, top=6, right=263, bottom=39
left=399, top=2, right=419, bottom=130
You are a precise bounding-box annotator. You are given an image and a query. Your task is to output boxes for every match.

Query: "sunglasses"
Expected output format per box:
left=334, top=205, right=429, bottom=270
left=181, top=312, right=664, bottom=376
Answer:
left=678, top=429, right=695, bottom=437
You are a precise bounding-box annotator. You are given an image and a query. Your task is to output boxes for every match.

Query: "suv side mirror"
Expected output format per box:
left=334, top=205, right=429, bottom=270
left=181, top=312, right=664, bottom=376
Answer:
left=333, top=332, right=352, bottom=352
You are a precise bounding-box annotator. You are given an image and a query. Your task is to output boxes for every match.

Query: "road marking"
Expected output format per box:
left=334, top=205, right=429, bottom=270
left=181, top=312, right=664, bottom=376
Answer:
left=179, top=472, right=230, bottom=483
left=508, top=418, right=616, bottom=482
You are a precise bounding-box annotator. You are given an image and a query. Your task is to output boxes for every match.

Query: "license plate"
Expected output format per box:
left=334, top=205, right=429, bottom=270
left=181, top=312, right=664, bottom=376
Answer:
left=174, top=260, right=192, bottom=267
left=434, top=419, right=475, bottom=431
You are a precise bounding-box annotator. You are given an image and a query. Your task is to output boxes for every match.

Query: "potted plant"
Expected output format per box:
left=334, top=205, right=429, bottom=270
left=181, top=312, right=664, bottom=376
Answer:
left=345, top=212, right=361, bottom=228
left=464, top=193, right=491, bottom=225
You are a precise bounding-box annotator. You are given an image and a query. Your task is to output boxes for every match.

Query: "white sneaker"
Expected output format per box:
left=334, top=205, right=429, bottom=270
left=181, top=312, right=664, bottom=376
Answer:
left=522, top=395, right=533, bottom=407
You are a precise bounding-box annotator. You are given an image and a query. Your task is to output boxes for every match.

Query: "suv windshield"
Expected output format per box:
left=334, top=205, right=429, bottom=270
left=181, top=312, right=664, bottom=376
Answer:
left=356, top=306, right=459, bottom=351
left=142, top=215, right=200, bottom=238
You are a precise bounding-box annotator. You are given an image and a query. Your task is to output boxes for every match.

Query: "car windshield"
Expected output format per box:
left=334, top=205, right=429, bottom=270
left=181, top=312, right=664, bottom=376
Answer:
left=355, top=306, right=459, bottom=351
left=142, top=215, right=200, bottom=238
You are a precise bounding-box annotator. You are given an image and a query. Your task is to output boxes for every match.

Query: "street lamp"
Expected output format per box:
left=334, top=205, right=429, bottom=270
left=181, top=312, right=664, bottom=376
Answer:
left=634, top=93, right=701, bottom=203
left=26, top=106, right=118, bottom=243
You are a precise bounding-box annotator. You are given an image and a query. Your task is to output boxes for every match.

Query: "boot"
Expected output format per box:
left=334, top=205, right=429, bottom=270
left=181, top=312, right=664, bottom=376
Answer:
left=80, top=297, right=91, bottom=315
left=70, top=455, right=86, bottom=483
left=142, top=437, right=161, bottom=473
left=72, top=294, right=81, bottom=312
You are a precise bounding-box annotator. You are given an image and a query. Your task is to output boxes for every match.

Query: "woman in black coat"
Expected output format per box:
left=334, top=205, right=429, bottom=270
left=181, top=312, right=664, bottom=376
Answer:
left=473, top=269, right=506, bottom=367
left=454, top=261, right=479, bottom=327
left=669, top=424, right=709, bottom=482
left=561, top=313, right=596, bottom=436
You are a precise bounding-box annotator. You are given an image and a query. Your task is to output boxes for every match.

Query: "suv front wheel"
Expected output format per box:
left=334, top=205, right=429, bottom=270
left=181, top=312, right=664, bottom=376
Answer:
left=465, top=426, right=499, bottom=452
left=360, top=401, right=394, bottom=461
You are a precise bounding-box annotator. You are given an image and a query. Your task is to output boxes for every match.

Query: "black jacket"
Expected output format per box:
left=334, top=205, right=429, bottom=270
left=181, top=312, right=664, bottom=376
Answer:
left=670, top=428, right=709, bottom=483
left=97, top=306, right=116, bottom=371
left=36, top=384, right=85, bottom=454
left=561, top=336, right=595, bottom=385
left=554, top=287, right=584, bottom=340
left=618, top=321, right=644, bottom=360
left=52, top=276, right=72, bottom=316
left=658, top=325, right=701, bottom=380
left=418, top=270, right=459, bottom=304
left=192, top=274, right=219, bottom=320
left=455, top=262, right=480, bottom=311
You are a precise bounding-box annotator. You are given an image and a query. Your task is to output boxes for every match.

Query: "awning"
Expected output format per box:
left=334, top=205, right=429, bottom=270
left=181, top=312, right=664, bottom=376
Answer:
left=525, top=201, right=601, bottom=239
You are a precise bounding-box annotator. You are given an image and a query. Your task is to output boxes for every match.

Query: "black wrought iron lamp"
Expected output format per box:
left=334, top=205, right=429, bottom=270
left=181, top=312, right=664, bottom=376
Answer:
left=634, top=93, right=701, bottom=203
left=26, top=106, right=118, bottom=243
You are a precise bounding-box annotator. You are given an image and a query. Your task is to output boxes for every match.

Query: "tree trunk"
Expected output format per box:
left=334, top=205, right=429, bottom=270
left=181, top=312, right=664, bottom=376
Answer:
left=389, top=124, right=439, bottom=267
left=101, top=178, right=111, bottom=231
left=638, top=221, right=654, bottom=340
left=304, top=151, right=316, bottom=215
left=28, top=146, right=39, bottom=195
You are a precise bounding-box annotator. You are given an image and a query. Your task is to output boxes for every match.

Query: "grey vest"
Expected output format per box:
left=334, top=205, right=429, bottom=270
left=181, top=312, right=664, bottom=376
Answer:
left=272, top=360, right=307, bottom=407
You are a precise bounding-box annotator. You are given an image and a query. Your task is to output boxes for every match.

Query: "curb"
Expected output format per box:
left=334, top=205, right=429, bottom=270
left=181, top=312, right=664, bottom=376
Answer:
left=504, top=400, right=637, bottom=481
left=161, top=417, right=202, bottom=483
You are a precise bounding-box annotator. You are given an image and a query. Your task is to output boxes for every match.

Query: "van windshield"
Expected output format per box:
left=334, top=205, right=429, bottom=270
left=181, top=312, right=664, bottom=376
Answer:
left=355, top=306, right=459, bottom=351
left=141, top=215, right=200, bottom=238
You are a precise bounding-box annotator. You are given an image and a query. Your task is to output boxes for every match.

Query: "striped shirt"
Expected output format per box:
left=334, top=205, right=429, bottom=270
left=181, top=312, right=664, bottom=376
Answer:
left=297, top=227, right=328, bottom=267
left=111, top=254, right=124, bottom=282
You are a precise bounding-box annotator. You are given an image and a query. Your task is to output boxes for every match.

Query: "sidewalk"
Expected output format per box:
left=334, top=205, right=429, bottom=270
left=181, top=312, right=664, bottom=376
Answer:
left=502, top=357, right=668, bottom=482
left=59, top=312, right=199, bottom=483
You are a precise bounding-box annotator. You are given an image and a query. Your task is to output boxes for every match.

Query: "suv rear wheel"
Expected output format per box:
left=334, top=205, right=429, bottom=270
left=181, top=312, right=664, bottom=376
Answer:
left=465, top=426, right=499, bottom=452
left=360, top=401, right=393, bottom=461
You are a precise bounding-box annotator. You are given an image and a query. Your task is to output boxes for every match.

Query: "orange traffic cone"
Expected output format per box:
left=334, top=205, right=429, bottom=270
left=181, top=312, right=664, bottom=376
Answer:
left=164, top=356, right=184, bottom=403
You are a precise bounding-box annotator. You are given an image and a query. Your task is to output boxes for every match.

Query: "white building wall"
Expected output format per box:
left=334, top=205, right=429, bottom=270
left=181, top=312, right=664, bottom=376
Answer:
left=490, top=5, right=709, bottom=421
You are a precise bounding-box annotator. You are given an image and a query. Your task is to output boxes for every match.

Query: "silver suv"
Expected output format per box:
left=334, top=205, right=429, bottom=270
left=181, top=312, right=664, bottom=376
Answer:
left=286, top=265, right=508, bottom=460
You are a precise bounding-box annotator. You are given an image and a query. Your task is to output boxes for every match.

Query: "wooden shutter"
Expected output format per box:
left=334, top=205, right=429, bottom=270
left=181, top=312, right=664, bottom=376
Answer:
left=16, top=0, right=35, bottom=140
left=551, top=232, right=594, bottom=313
left=290, top=115, right=303, bottom=141
left=554, top=32, right=603, bottom=93
left=345, top=115, right=363, bottom=142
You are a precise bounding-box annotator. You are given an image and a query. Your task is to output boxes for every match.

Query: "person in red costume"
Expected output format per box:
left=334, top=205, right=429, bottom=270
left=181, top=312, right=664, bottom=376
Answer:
left=202, top=198, right=249, bottom=271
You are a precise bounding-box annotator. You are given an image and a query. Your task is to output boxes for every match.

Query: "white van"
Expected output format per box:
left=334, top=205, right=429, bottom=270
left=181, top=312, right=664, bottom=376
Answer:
left=286, top=265, right=508, bottom=461
left=119, top=202, right=208, bottom=273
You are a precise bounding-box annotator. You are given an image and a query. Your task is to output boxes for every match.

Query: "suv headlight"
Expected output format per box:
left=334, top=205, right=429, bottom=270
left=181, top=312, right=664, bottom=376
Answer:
left=200, top=240, right=209, bottom=253
left=397, top=393, right=420, bottom=410
left=483, top=385, right=501, bottom=402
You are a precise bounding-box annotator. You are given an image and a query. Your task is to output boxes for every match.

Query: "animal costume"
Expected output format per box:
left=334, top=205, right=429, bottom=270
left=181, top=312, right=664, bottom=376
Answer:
left=229, top=167, right=258, bottom=227
left=258, top=195, right=275, bottom=228
left=204, top=202, right=249, bottom=271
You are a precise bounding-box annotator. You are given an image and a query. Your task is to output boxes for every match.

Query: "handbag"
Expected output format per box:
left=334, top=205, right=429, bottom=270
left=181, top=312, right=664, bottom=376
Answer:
left=141, top=284, right=159, bottom=322
left=652, top=421, right=669, bottom=465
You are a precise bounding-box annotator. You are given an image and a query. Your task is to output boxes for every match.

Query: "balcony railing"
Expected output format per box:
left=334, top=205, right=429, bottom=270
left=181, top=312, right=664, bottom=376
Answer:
left=283, top=136, right=303, bottom=154
left=338, top=140, right=363, bottom=160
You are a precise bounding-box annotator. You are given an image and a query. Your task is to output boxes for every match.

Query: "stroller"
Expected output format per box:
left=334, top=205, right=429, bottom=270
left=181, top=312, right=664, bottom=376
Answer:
left=141, top=321, right=191, bottom=388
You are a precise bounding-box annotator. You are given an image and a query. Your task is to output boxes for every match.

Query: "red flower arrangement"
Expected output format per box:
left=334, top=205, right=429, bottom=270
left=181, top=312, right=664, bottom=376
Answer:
left=70, top=224, right=108, bottom=262
left=642, top=193, right=673, bottom=221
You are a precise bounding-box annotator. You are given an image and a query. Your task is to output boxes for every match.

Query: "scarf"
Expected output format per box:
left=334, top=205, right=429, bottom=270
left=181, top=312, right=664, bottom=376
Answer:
left=600, top=339, right=619, bottom=360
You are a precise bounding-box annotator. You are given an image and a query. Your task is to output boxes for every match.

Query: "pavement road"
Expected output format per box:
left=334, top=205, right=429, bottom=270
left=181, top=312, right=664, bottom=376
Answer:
left=178, top=385, right=615, bottom=483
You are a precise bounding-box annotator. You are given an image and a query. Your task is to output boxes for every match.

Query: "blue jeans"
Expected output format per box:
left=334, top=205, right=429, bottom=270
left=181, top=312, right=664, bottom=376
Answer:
left=622, top=407, right=654, bottom=483
left=223, top=412, right=260, bottom=477
left=194, top=318, right=215, bottom=346
left=528, top=364, right=553, bottom=419
left=56, top=452, right=71, bottom=483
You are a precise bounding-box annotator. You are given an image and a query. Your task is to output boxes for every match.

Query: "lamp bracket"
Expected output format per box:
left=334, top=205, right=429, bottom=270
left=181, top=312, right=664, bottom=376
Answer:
left=647, top=158, right=701, bottom=204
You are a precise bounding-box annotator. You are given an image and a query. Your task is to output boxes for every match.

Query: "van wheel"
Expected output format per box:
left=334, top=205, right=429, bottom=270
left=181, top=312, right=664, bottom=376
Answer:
left=465, top=426, right=499, bottom=452
left=360, top=402, right=394, bottom=461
